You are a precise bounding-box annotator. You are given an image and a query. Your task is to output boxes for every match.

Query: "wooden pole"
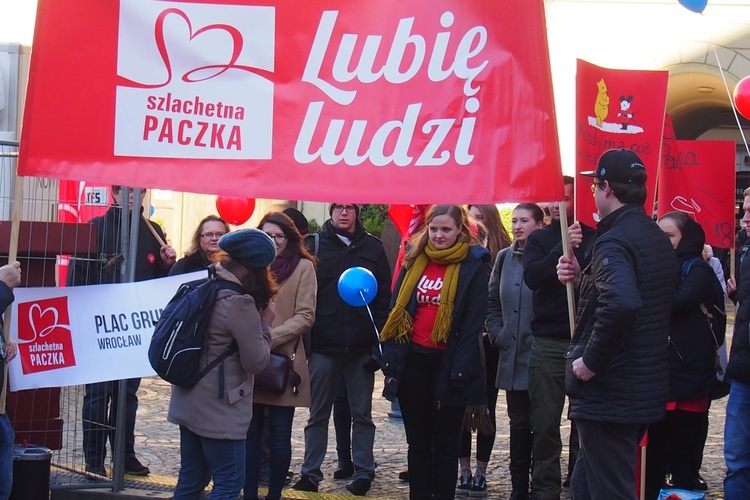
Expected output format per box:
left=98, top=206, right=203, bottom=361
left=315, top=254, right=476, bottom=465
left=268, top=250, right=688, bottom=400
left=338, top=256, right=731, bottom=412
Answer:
left=1, top=174, right=25, bottom=412
left=141, top=213, right=166, bottom=247
left=559, top=201, right=576, bottom=337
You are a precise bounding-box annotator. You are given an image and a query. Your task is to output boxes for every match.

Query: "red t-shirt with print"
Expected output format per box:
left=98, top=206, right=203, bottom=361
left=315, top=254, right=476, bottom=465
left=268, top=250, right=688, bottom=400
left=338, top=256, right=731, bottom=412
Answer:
left=412, top=260, right=448, bottom=350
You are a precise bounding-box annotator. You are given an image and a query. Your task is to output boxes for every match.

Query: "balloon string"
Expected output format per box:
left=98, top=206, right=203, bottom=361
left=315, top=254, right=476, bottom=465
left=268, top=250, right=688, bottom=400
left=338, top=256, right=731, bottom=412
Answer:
left=360, top=291, right=383, bottom=356
left=708, top=34, right=750, bottom=156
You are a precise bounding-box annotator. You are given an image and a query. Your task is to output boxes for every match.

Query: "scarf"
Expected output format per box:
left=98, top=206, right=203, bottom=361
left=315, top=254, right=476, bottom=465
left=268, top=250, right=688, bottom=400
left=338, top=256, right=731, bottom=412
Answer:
left=381, top=241, right=469, bottom=345
left=271, top=252, right=301, bottom=284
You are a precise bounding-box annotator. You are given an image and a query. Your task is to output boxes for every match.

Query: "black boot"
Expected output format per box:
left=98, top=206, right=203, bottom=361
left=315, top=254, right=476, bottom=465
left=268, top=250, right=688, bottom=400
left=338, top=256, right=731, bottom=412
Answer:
left=333, top=451, right=354, bottom=479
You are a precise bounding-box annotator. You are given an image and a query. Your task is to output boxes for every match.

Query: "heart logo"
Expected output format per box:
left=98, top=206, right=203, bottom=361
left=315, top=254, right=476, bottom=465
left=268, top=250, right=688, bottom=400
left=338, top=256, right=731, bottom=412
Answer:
left=22, top=303, right=68, bottom=343
left=117, top=7, right=271, bottom=89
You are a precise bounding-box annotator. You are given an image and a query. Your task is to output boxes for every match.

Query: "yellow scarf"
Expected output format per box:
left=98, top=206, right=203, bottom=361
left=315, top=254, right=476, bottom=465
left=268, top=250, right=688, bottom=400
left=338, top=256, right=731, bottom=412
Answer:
left=381, top=241, right=469, bottom=345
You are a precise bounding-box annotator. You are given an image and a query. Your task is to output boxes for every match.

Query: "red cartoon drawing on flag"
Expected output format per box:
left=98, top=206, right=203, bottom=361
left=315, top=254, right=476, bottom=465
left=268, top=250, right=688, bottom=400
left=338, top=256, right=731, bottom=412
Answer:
left=16, top=296, right=77, bottom=374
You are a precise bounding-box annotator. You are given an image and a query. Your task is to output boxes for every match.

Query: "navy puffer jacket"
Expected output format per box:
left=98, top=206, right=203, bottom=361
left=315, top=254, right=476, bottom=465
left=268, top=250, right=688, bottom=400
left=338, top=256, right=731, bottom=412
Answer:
left=566, top=204, right=677, bottom=424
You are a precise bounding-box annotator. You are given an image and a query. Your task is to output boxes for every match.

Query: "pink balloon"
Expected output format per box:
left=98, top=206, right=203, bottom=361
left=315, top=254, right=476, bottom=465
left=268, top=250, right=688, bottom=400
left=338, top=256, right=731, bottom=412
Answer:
left=734, top=76, right=750, bottom=121
left=215, top=196, right=256, bottom=225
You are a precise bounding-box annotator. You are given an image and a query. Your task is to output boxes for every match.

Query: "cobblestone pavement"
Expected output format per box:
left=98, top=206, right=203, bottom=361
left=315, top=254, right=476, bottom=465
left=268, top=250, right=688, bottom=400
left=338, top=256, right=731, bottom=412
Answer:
left=123, top=368, right=728, bottom=500
left=55, top=312, right=735, bottom=499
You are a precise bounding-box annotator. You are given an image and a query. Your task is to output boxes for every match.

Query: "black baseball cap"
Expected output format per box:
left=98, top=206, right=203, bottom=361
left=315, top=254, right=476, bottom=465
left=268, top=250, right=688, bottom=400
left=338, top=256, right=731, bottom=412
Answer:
left=581, top=149, right=646, bottom=184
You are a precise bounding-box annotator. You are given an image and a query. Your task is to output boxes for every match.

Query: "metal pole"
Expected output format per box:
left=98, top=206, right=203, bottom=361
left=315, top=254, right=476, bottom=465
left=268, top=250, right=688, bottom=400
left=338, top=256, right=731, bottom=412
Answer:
left=111, top=187, right=137, bottom=491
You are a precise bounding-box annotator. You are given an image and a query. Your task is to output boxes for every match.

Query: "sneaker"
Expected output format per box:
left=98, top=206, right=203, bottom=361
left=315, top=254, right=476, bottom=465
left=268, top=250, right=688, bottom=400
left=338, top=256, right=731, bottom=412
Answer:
left=346, top=478, right=371, bottom=496
left=456, top=469, right=472, bottom=496
left=469, top=472, right=487, bottom=497
left=124, top=458, right=150, bottom=476
left=292, top=476, right=319, bottom=492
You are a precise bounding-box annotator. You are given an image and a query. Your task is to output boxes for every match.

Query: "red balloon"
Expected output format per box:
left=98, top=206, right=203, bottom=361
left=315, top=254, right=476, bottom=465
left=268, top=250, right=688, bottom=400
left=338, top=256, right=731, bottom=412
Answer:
left=734, top=76, right=750, bottom=121
left=215, top=196, right=256, bottom=225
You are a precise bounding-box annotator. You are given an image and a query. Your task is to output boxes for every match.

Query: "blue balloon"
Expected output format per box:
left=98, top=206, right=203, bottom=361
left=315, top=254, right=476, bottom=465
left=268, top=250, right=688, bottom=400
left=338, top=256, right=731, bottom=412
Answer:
left=678, top=0, right=707, bottom=13
left=338, top=267, right=378, bottom=306
left=150, top=204, right=155, bottom=217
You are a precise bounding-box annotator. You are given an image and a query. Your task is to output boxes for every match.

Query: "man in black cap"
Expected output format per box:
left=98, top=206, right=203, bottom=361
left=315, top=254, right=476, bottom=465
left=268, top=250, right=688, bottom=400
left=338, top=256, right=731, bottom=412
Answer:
left=293, top=203, right=391, bottom=496
left=557, top=150, right=677, bottom=498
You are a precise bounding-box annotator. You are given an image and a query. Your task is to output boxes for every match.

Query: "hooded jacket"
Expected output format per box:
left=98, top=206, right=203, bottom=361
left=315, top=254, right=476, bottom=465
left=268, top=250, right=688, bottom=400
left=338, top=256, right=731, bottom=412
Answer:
left=667, top=218, right=719, bottom=401
left=566, top=204, right=677, bottom=424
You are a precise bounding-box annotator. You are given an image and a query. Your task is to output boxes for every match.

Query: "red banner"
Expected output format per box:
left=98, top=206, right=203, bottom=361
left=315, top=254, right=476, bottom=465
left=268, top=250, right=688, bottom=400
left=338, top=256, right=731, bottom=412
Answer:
left=657, top=134, right=736, bottom=249
left=19, top=0, right=563, bottom=204
left=575, top=60, right=668, bottom=226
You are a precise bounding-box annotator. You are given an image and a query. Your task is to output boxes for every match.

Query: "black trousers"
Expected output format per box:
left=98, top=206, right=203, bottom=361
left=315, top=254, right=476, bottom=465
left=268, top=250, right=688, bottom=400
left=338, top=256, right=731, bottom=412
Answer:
left=399, top=350, right=466, bottom=500
left=506, top=390, right=533, bottom=490
left=645, top=409, right=708, bottom=499
left=571, top=418, right=646, bottom=500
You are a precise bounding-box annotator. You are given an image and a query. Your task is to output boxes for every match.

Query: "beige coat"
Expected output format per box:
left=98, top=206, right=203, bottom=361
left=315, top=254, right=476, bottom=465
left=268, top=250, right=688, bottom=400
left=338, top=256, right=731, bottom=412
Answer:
left=253, top=257, right=316, bottom=407
left=167, top=265, right=272, bottom=440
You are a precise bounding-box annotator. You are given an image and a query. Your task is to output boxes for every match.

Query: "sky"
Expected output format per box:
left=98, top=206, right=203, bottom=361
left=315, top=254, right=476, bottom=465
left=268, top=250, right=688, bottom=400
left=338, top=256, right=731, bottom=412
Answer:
left=0, top=1, right=37, bottom=46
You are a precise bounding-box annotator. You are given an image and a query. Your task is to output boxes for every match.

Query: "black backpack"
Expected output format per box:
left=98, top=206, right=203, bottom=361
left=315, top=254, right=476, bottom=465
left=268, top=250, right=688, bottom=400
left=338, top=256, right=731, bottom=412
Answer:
left=148, top=265, right=244, bottom=395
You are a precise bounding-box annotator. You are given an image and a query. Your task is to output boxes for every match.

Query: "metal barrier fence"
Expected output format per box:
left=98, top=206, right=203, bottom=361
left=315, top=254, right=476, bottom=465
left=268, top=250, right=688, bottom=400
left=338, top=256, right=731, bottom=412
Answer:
left=1, top=139, right=131, bottom=492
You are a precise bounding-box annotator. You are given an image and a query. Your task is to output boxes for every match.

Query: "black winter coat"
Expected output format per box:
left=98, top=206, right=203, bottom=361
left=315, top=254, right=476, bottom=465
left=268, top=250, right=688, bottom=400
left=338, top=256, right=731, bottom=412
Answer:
left=169, top=251, right=211, bottom=276
left=727, top=242, right=750, bottom=384
left=524, top=219, right=595, bottom=340
left=566, top=204, right=677, bottom=424
left=667, top=220, right=719, bottom=401
left=382, top=245, right=490, bottom=406
left=67, top=205, right=170, bottom=286
left=309, top=220, right=391, bottom=354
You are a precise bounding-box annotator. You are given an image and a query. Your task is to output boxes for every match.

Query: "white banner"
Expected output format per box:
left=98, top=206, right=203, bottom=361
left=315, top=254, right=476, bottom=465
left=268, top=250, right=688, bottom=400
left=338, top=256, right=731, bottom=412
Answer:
left=8, top=271, right=204, bottom=390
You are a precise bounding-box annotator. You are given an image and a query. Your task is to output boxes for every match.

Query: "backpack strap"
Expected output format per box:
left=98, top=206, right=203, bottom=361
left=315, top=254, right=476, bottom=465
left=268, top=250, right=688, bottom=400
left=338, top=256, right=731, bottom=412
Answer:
left=680, top=257, right=701, bottom=279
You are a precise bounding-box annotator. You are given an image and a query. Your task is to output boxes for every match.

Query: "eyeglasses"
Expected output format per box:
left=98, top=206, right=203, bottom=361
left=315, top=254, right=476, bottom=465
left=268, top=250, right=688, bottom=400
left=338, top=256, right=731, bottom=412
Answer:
left=201, top=232, right=226, bottom=240
left=332, top=204, right=357, bottom=214
left=590, top=181, right=605, bottom=193
left=265, top=233, right=287, bottom=243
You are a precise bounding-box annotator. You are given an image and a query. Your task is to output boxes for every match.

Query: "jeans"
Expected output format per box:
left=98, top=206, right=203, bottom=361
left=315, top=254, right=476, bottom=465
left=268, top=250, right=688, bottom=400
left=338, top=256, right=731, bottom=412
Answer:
left=0, top=413, right=14, bottom=500
left=245, top=404, right=295, bottom=500
left=82, top=378, right=140, bottom=466
left=725, top=380, right=750, bottom=498
left=174, top=426, right=245, bottom=500
left=301, top=351, right=375, bottom=485
left=399, top=350, right=465, bottom=500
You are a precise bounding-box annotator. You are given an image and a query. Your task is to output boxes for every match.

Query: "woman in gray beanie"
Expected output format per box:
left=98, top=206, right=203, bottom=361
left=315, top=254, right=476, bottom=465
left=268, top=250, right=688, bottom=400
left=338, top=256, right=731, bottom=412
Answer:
left=169, top=229, right=277, bottom=499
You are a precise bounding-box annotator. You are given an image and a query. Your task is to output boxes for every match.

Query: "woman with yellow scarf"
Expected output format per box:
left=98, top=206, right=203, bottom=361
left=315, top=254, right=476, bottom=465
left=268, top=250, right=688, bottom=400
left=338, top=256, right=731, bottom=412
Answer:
left=381, top=205, right=490, bottom=500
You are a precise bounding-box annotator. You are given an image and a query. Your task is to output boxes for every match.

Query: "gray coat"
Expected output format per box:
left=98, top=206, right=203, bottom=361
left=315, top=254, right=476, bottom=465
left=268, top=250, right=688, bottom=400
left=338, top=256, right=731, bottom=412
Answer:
left=487, top=242, right=535, bottom=391
left=167, top=265, right=272, bottom=440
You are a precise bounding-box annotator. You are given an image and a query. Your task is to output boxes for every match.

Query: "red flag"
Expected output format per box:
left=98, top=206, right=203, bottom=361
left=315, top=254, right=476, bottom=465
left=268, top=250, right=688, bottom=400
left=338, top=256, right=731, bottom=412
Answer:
left=388, top=204, right=429, bottom=288
left=20, top=0, right=562, bottom=204
left=575, top=60, right=667, bottom=226
left=657, top=137, right=736, bottom=249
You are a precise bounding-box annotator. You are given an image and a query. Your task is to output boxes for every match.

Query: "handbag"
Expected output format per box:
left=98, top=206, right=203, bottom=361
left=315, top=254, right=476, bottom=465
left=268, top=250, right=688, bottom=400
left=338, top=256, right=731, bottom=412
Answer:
left=254, top=337, right=302, bottom=395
